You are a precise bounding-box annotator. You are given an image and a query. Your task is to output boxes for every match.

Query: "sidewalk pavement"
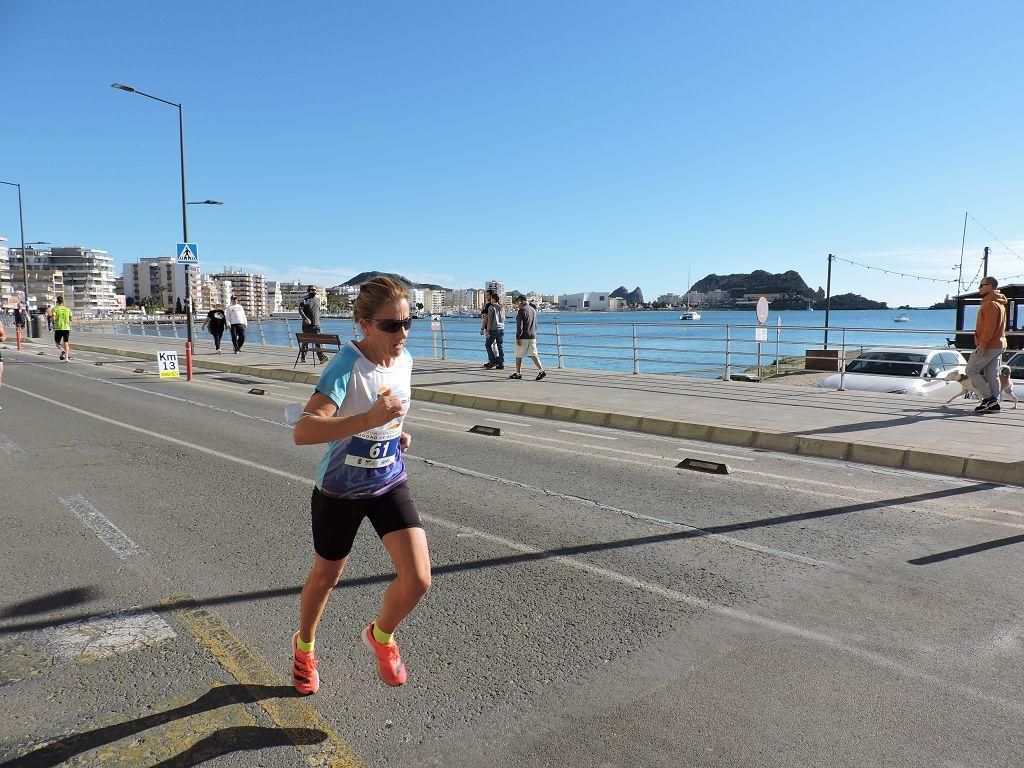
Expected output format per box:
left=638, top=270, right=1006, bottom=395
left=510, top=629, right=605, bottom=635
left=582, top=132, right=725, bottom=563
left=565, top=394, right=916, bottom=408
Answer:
left=22, top=331, right=1024, bottom=486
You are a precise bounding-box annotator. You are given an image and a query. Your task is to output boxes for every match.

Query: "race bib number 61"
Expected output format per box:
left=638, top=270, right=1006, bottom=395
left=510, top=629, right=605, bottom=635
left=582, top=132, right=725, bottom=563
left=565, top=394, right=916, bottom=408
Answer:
left=344, top=435, right=401, bottom=469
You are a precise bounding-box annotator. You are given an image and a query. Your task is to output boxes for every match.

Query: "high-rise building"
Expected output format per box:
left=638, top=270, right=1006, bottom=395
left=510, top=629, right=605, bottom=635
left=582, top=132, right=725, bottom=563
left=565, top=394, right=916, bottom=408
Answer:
left=0, top=236, right=14, bottom=311
left=266, top=281, right=284, bottom=313
left=48, top=247, right=118, bottom=313
left=485, top=280, right=505, bottom=299
left=123, top=258, right=201, bottom=311
left=209, top=270, right=267, bottom=317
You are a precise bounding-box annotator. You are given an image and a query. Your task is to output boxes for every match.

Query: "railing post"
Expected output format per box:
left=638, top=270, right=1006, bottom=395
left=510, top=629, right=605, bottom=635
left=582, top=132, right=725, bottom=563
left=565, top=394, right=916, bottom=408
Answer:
left=111, top=316, right=117, bottom=335
left=838, top=327, right=847, bottom=391
left=440, top=318, right=448, bottom=360
left=155, top=315, right=163, bottom=337
left=555, top=321, right=564, bottom=369
left=170, top=314, right=179, bottom=338
left=257, top=315, right=267, bottom=345
left=724, top=324, right=732, bottom=381
left=283, top=316, right=294, bottom=347
left=632, top=324, right=640, bottom=374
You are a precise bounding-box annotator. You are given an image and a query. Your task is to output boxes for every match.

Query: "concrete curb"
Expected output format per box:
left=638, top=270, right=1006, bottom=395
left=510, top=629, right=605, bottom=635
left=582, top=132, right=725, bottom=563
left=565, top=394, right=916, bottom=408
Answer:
left=46, top=339, right=1023, bottom=488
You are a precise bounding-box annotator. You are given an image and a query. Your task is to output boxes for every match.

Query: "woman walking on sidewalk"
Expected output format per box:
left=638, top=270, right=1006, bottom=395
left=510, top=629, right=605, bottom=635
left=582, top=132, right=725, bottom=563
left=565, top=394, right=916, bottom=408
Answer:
left=290, top=276, right=430, bottom=694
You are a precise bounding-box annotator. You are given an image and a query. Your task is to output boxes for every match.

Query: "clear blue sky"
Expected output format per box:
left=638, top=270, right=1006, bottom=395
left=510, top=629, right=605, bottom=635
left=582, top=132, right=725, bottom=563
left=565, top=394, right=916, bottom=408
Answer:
left=2, top=0, right=1023, bottom=305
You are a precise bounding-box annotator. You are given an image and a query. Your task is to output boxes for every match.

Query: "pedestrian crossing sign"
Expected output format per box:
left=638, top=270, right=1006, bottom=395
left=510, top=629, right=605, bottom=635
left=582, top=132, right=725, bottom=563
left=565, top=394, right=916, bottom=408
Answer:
left=176, top=243, right=199, bottom=263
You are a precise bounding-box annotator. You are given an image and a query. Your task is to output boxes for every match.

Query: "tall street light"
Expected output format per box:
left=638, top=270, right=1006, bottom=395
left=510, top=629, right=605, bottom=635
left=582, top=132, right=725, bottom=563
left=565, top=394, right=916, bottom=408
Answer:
left=0, top=181, right=29, bottom=309
left=111, top=82, right=197, bottom=380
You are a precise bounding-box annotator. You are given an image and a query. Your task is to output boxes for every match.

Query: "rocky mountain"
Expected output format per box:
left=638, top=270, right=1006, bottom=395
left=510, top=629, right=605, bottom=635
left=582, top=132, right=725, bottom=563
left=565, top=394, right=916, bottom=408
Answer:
left=610, top=286, right=645, bottom=305
left=331, top=271, right=448, bottom=291
left=690, top=270, right=814, bottom=297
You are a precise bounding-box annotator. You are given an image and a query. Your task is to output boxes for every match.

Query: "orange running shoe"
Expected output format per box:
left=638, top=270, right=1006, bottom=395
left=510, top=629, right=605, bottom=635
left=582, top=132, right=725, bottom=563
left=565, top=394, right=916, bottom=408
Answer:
left=292, top=632, right=319, bottom=695
left=361, top=623, right=407, bottom=686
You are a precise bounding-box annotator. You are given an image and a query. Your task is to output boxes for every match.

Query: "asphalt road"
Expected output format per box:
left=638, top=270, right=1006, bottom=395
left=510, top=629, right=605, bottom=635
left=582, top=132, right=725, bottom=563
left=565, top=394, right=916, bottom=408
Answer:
left=1, top=344, right=1022, bottom=767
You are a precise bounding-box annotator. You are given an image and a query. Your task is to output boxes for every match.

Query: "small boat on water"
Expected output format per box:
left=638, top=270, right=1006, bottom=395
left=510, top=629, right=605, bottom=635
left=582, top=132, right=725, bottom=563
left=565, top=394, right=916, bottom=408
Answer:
left=679, top=310, right=701, bottom=320
left=893, top=315, right=911, bottom=323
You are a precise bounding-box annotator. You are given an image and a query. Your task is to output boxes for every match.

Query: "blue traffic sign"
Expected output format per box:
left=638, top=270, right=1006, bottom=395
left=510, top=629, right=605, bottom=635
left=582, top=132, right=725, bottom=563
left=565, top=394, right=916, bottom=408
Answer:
left=176, top=243, right=199, bottom=263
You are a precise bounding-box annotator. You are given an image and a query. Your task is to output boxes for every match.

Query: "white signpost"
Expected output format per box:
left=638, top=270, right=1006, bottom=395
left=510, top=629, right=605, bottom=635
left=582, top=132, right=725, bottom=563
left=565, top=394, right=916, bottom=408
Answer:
left=431, top=315, right=441, bottom=358
left=755, top=296, right=770, bottom=377
left=157, top=350, right=180, bottom=378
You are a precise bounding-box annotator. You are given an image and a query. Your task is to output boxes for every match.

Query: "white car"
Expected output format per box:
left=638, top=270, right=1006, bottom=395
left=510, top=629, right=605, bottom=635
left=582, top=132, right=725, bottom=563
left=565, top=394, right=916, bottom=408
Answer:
left=816, top=347, right=967, bottom=399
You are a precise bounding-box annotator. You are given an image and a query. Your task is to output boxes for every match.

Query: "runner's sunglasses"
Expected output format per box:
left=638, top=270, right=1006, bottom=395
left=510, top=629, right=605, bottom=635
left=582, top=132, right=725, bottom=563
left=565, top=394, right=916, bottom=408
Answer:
left=371, top=317, right=413, bottom=333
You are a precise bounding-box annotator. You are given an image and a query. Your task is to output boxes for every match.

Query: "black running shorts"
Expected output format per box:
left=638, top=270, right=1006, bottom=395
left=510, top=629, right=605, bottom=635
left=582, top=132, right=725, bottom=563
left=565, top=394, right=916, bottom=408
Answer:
left=310, top=483, right=421, bottom=561
left=54, top=330, right=70, bottom=343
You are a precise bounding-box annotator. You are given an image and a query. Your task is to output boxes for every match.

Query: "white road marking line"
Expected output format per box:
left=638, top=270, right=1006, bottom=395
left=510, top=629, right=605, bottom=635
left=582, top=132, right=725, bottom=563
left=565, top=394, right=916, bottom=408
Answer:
left=9, top=382, right=1022, bottom=709
left=558, top=429, right=619, bottom=440
left=484, top=417, right=531, bottom=426
left=22, top=360, right=290, bottom=428
left=59, top=495, right=141, bottom=560
left=43, top=608, right=176, bottom=663
left=676, top=446, right=755, bottom=462
left=0, top=434, right=25, bottom=456
left=419, top=407, right=456, bottom=415
left=409, top=456, right=842, bottom=570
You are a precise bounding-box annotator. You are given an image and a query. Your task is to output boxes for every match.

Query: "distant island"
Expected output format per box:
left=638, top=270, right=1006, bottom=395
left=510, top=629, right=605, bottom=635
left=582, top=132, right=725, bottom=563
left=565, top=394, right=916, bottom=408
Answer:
left=331, top=271, right=448, bottom=291
left=683, top=269, right=887, bottom=310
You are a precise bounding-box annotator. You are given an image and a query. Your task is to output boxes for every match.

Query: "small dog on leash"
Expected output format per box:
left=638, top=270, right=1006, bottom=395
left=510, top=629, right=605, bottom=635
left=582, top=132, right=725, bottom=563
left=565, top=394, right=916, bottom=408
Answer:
left=944, top=368, right=1019, bottom=408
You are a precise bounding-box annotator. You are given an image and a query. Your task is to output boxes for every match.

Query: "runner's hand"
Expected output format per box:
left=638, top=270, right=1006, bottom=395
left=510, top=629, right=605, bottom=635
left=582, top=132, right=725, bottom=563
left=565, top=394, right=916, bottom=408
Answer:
left=400, top=432, right=411, bottom=451
left=366, top=388, right=405, bottom=428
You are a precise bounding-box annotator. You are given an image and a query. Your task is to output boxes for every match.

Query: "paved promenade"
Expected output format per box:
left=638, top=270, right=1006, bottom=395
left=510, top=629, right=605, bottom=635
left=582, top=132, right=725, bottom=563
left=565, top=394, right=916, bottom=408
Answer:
left=30, top=330, right=1024, bottom=485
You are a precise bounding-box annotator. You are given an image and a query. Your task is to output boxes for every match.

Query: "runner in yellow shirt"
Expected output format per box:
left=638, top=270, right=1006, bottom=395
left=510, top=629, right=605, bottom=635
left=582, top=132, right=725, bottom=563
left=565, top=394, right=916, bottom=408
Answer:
left=53, top=296, right=72, bottom=362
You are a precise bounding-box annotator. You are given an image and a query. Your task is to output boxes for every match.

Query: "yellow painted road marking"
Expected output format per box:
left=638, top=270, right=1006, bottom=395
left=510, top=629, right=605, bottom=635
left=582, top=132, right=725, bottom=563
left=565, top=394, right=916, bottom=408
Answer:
left=168, top=597, right=369, bottom=768
left=12, top=685, right=257, bottom=767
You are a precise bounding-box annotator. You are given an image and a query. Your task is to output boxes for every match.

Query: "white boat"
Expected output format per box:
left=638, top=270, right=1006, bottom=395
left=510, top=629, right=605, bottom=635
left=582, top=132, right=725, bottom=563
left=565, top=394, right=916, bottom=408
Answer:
left=893, top=315, right=911, bottom=323
left=679, top=311, right=701, bottom=320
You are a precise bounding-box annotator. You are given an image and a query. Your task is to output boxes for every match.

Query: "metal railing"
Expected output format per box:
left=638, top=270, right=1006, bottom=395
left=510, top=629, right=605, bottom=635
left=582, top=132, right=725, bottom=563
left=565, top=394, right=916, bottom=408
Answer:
left=74, top=314, right=1024, bottom=382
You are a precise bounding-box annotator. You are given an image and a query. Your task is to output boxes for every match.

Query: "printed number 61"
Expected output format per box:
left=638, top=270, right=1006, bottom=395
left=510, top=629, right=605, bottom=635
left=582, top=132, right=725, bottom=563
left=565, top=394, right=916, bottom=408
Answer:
left=369, top=442, right=389, bottom=459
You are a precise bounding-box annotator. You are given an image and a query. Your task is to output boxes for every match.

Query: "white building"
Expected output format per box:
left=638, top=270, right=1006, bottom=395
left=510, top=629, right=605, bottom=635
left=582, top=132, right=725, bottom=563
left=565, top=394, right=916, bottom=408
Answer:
left=209, top=270, right=267, bottom=317
left=0, top=236, right=14, bottom=311
left=265, top=281, right=284, bottom=313
left=559, top=292, right=611, bottom=311
left=123, top=257, right=201, bottom=311
left=409, top=289, right=425, bottom=311
left=485, top=280, right=505, bottom=299
left=48, top=247, right=118, bottom=314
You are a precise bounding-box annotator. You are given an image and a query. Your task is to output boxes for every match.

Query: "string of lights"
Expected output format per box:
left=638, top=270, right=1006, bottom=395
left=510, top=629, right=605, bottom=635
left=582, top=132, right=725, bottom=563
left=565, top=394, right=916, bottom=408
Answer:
left=967, top=212, right=1024, bottom=265
left=831, top=254, right=960, bottom=284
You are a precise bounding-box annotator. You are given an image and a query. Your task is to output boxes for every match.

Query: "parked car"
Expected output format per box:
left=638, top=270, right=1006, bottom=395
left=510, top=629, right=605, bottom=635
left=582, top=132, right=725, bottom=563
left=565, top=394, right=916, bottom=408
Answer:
left=816, top=347, right=967, bottom=398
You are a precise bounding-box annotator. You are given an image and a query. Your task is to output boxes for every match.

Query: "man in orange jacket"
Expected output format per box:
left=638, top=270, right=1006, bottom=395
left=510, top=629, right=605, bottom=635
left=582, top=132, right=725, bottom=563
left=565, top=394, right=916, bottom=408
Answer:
left=966, top=276, right=1008, bottom=413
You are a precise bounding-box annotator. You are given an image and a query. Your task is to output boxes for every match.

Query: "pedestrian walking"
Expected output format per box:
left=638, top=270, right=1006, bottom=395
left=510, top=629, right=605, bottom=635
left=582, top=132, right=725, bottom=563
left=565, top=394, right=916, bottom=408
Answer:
left=53, top=296, right=72, bottom=362
left=291, top=276, right=428, bottom=694
left=13, top=303, right=27, bottom=334
left=480, top=289, right=505, bottom=369
left=202, top=304, right=227, bottom=354
left=997, top=365, right=1019, bottom=409
left=965, top=276, right=1008, bottom=413
left=226, top=296, right=248, bottom=353
left=509, top=295, right=546, bottom=380
left=298, top=285, right=328, bottom=363
left=45, top=305, right=54, bottom=332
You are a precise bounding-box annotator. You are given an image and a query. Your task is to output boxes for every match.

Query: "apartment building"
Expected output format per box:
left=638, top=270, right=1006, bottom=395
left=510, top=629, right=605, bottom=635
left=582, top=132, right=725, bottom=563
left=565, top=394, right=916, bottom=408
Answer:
left=209, top=270, right=267, bottom=316
left=123, top=258, right=202, bottom=311
left=265, top=281, right=284, bottom=313
left=0, top=237, right=14, bottom=311
left=48, top=247, right=118, bottom=314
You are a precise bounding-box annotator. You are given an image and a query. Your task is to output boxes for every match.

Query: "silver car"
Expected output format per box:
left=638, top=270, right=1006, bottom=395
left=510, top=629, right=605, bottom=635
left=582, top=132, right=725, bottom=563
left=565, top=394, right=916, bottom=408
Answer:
left=816, top=347, right=967, bottom=398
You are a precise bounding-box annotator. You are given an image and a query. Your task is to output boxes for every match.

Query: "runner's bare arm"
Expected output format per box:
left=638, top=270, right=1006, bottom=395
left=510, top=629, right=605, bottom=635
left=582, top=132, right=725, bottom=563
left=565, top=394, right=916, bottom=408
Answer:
left=293, top=390, right=405, bottom=446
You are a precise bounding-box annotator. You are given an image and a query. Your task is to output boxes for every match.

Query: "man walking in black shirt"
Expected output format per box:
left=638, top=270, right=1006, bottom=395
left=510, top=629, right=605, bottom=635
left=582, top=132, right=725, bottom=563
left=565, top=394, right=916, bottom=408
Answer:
left=298, top=285, right=328, bottom=363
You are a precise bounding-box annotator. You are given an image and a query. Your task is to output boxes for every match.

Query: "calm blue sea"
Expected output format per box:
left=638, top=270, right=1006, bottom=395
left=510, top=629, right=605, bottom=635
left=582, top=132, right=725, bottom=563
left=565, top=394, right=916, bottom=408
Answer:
left=124, top=308, right=962, bottom=378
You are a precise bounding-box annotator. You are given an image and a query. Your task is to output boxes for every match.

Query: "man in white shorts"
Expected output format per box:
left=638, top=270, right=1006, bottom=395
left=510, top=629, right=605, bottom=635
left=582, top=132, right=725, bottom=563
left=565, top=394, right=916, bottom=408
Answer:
left=509, top=295, right=546, bottom=381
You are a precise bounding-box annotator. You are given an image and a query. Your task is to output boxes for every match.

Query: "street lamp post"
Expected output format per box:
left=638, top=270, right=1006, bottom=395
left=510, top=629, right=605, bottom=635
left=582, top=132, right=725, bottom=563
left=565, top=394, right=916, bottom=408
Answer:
left=0, top=181, right=28, bottom=313
left=111, top=82, right=199, bottom=380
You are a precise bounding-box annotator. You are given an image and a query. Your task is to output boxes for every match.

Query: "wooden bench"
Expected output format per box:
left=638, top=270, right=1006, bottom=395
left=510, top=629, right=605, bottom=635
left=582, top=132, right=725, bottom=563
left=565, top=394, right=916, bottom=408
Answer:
left=293, top=333, right=343, bottom=368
